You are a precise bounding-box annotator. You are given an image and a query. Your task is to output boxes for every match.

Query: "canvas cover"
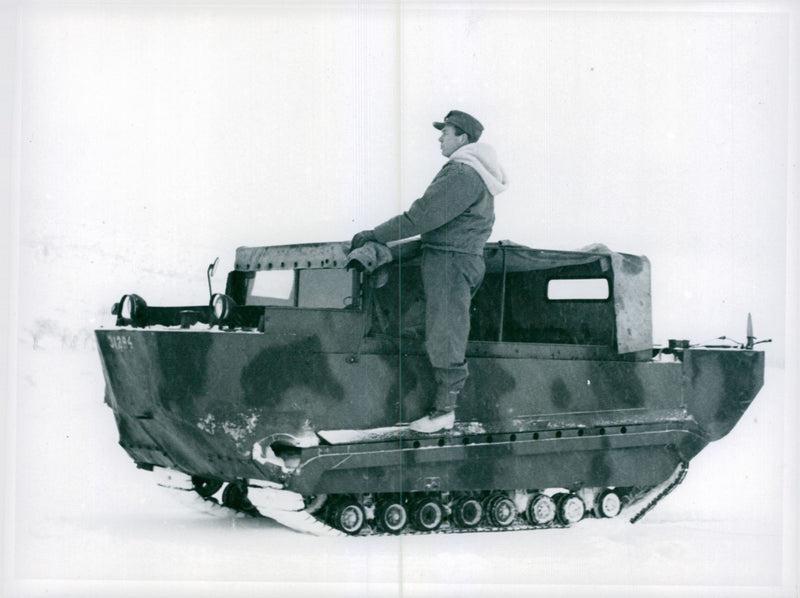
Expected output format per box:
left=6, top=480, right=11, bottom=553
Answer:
left=235, top=240, right=652, bottom=354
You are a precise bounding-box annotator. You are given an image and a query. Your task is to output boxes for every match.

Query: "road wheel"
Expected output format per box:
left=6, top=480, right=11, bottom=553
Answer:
left=596, top=489, right=621, bottom=518
left=452, top=497, right=483, bottom=528
left=487, top=495, right=517, bottom=527
left=411, top=498, right=444, bottom=532
left=555, top=492, right=585, bottom=526
left=526, top=493, right=556, bottom=526
left=331, top=499, right=366, bottom=535
left=376, top=500, right=408, bottom=534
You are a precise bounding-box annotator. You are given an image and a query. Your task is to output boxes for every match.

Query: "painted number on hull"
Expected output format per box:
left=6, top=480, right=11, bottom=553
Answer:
left=108, top=335, right=133, bottom=351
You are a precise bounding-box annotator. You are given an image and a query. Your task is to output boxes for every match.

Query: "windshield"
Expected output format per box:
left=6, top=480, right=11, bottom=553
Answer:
left=246, top=269, right=355, bottom=309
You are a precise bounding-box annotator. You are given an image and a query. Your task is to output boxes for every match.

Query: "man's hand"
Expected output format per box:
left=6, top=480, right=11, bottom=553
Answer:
left=350, top=230, right=377, bottom=250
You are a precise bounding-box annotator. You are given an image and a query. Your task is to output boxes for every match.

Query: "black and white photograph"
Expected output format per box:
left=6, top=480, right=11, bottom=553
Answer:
left=1, top=2, right=797, bottom=597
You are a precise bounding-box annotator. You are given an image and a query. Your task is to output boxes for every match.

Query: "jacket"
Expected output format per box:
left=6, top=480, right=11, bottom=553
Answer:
left=372, top=143, right=508, bottom=255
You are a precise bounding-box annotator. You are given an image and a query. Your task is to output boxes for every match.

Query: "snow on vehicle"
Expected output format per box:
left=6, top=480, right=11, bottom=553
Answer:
left=95, top=240, right=767, bottom=535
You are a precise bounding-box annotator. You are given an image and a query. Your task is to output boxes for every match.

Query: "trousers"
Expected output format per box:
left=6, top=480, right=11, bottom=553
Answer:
left=420, top=248, right=486, bottom=412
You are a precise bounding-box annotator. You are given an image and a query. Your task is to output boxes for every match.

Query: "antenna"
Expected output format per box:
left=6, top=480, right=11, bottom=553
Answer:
left=745, top=313, right=754, bottom=349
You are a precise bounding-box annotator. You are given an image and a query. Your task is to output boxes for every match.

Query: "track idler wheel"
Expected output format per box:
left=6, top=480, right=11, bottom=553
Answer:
left=485, top=494, right=517, bottom=527
left=596, top=489, right=621, bottom=518
left=554, top=492, right=585, bottom=526
left=411, top=497, right=444, bottom=532
left=375, top=499, right=408, bottom=534
left=221, top=482, right=258, bottom=515
left=526, top=493, right=556, bottom=526
left=452, top=497, right=483, bottom=528
left=330, top=499, right=366, bottom=535
left=192, top=476, right=223, bottom=498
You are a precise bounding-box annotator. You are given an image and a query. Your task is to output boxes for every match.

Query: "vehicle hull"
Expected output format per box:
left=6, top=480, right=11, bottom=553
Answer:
left=96, top=322, right=763, bottom=496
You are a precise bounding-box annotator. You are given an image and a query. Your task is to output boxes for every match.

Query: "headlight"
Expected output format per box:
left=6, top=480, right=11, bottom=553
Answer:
left=120, top=295, right=133, bottom=319
left=117, top=294, right=146, bottom=324
left=210, top=293, right=236, bottom=326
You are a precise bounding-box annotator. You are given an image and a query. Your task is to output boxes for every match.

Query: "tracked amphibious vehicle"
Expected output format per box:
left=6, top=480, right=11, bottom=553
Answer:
left=95, top=240, right=767, bottom=535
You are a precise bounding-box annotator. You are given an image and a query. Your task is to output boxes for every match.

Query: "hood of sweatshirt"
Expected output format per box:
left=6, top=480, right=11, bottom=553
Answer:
left=448, top=142, right=509, bottom=196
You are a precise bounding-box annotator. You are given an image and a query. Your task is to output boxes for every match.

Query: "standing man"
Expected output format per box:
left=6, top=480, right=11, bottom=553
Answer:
left=351, top=110, right=508, bottom=433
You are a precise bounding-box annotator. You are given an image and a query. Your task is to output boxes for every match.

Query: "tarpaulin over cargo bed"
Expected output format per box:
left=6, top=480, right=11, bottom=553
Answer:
left=483, top=242, right=652, bottom=354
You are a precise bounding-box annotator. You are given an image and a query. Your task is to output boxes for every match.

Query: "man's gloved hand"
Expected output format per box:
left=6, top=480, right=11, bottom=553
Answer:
left=350, top=230, right=377, bottom=250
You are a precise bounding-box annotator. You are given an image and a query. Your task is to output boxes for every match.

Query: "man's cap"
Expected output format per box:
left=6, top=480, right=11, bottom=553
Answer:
left=433, top=110, right=483, bottom=141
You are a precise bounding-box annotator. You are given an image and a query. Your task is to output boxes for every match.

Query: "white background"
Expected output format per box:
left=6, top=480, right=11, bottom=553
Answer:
left=2, top=1, right=798, bottom=597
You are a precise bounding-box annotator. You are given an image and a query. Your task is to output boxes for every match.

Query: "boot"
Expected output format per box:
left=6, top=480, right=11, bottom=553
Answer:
left=408, top=410, right=455, bottom=433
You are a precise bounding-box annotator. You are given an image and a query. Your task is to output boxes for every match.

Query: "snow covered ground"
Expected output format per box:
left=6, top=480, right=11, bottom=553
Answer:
left=2, top=338, right=795, bottom=598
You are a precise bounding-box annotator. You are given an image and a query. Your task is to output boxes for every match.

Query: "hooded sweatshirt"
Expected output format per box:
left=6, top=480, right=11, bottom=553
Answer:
left=373, top=142, right=509, bottom=255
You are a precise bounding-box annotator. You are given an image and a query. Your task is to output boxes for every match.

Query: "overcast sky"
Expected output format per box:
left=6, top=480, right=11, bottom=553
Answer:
left=5, top=1, right=797, bottom=366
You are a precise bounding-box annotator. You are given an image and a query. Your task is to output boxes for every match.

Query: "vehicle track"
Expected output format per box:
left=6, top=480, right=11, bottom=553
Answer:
left=152, top=463, right=689, bottom=537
